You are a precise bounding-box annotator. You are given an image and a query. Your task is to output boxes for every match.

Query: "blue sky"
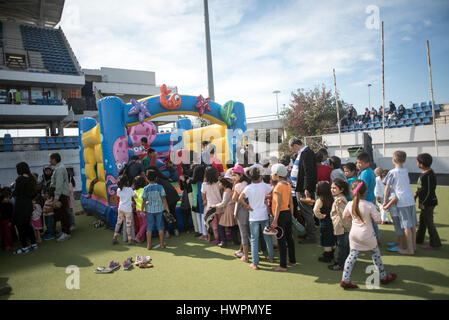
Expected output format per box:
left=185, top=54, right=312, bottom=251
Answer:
left=58, top=0, right=449, bottom=116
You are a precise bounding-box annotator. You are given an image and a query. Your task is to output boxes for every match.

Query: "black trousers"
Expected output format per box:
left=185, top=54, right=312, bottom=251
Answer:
left=16, top=223, right=36, bottom=248
left=277, top=210, right=296, bottom=268
left=417, top=206, right=441, bottom=247
left=181, top=208, right=193, bottom=232
left=218, top=225, right=240, bottom=246
left=296, top=192, right=316, bottom=240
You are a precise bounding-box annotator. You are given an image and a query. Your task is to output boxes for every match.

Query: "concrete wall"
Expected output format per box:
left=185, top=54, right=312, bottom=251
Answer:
left=322, top=123, right=449, bottom=175
left=100, top=67, right=155, bottom=85
left=0, top=149, right=82, bottom=191
left=0, top=69, right=85, bottom=86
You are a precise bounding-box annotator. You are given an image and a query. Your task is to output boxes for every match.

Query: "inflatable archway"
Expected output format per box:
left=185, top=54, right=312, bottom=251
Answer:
left=78, top=85, right=247, bottom=226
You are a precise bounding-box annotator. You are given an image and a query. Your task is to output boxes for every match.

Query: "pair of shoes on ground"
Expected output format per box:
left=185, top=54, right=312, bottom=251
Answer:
left=13, top=244, right=39, bottom=255
left=340, top=273, right=397, bottom=289
left=135, top=255, right=153, bottom=268
left=95, top=257, right=153, bottom=273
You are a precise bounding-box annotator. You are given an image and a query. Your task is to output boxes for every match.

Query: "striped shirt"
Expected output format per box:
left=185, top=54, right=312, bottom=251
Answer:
left=142, top=183, right=166, bottom=213
left=290, top=146, right=307, bottom=194
left=43, top=199, right=54, bottom=216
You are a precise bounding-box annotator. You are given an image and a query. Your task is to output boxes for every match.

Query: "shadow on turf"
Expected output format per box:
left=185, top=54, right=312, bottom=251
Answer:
left=0, top=277, right=12, bottom=300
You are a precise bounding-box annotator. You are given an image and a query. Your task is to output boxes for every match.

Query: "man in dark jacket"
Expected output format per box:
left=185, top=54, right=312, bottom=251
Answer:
left=290, top=138, right=317, bottom=243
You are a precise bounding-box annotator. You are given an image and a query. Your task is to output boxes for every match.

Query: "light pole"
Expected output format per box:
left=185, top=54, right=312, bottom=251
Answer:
left=368, top=84, right=372, bottom=109
left=273, top=90, right=280, bottom=118
left=203, top=0, right=215, bottom=101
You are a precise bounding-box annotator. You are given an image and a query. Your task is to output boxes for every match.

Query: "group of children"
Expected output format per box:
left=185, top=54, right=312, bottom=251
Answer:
left=0, top=170, right=77, bottom=252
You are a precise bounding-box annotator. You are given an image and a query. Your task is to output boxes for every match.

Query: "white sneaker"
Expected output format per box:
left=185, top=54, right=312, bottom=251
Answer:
left=70, top=225, right=76, bottom=231
left=174, top=229, right=179, bottom=237
left=56, top=233, right=72, bottom=242
left=164, top=231, right=170, bottom=238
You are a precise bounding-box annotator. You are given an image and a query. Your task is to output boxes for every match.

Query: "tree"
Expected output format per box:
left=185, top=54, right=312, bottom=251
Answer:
left=279, top=84, right=348, bottom=155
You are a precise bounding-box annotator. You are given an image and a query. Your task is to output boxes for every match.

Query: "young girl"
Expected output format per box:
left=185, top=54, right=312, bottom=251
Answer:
left=42, top=190, right=55, bottom=240
left=31, top=195, right=44, bottom=243
left=133, top=176, right=147, bottom=243
left=270, top=164, right=296, bottom=272
left=313, top=181, right=336, bottom=263
left=328, top=178, right=351, bottom=271
left=232, top=165, right=251, bottom=262
left=340, top=180, right=397, bottom=289
left=212, top=173, right=239, bottom=247
left=329, top=156, right=347, bottom=184
left=179, top=163, right=194, bottom=234
left=316, top=151, right=331, bottom=183
left=113, top=175, right=136, bottom=245
left=201, top=166, right=222, bottom=243
left=239, top=166, right=274, bottom=270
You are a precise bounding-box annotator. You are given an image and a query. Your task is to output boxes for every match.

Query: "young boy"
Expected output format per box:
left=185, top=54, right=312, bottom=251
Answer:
left=374, top=167, right=391, bottom=224
left=142, top=148, right=157, bottom=171
left=383, top=188, right=405, bottom=251
left=142, top=169, right=170, bottom=249
left=415, top=153, right=441, bottom=249
left=383, top=151, right=416, bottom=255
left=139, top=137, right=150, bottom=161
left=356, top=152, right=380, bottom=241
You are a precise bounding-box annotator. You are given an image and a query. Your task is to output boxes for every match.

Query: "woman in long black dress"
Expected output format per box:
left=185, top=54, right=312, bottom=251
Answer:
left=12, top=162, right=38, bottom=254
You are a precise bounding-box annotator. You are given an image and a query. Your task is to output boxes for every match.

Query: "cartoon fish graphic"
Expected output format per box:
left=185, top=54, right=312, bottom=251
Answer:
left=220, top=100, right=236, bottom=127
left=160, top=84, right=182, bottom=110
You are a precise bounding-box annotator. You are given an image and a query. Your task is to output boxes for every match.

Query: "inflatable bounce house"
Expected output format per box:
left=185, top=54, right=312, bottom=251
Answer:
left=78, top=85, right=247, bottom=228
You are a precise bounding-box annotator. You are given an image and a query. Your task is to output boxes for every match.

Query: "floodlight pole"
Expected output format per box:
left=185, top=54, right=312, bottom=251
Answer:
left=273, top=90, right=280, bottom=119
left=427, top=40, right=439, bottom=156
left=203, top=0, right=215, bottom=101
left=333, top=69, right=343, bottom=157
left=381, top=21, right=386, bottom=157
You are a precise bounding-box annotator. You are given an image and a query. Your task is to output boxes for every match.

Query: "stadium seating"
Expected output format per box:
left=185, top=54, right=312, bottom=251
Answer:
left=0, top=21, right=3, bottom=47
left=20, top=25, right=78, bottom=75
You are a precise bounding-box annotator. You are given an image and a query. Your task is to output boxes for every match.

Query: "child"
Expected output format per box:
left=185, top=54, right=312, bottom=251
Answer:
left=42, top=190, right=55, bottom=240
left=415, top=153, right=441, bottom=249
left=313, top=181, right=336, bottom=263
left=383, top=151, right=416, bottom=255
left=340, top=180, right=397, bottom=289
left=142, top=169, right=170, bottom=249
left=316, top=151, right=331, bottom=183
left=374, top=167, right=391, bottom=224
left=212, top=173, right=239, bottom=247
left=239, top=167, right=274, bottom=270
left=191, top=162, right=206, bottom=239
left=68, top=175, right=76, bottom=231
left=270, top=164, right=296, bottom=271
left=112, top=175, right=136, bottom=245
left=0, top=188, right=14, bottom=251
left=328, top=178, right=351, bottom=271
left=232, top=165, right=251, bottom=262
left=201, top=166, right=222, bottom=244
left=329, top=156, right=347, bottom=183
left=179, top=163, right=194, bottom=234
left=133, top=176, right=147, bottom=243
left=356, top=152, right=380, bottom=242
left=383, top=188, right=405, bottom=252
left=31, top=195, right=44, bottom=243
left=343, top=162, right=357, bottom=201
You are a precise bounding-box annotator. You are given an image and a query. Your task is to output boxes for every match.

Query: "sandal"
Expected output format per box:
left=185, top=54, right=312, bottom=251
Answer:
left=123, top=257, right=133, bottom=270
left=381, top=273, right=397, bottom=285
left=13, top=247, right=30, bottom=255
left=138, top=263, right=154, bottom=268
left=234, top=251, right=244, bottom=259
left=249, top=263, right=259, bottom=270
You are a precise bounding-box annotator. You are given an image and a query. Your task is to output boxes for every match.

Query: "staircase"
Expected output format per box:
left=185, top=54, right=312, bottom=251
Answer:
left=2, top=21, right=24, bottom=49
left=27, top=50, right=45, bottom=69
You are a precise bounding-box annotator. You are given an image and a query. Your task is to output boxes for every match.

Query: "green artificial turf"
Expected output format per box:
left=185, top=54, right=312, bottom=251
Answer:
left=1, top=186, right=449, bottom=300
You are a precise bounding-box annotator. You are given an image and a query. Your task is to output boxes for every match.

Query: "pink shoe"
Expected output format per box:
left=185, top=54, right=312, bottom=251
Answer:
left=209, top=240, right=219, bottom=245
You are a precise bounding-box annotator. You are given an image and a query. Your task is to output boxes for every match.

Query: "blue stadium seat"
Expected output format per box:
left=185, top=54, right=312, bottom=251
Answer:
left=396, top=120, right=404, bottom=127
left=348, top=125, right=354, bottom=131
left=403, top=114, right=409, bottom=120
left=419, top=112, right=426, bottom=118
left=405, top=119, right=413, bottom=127
left=375, top=123, right=382, bottom=130
left=56, top=137, right=63, bottom=143
left=388, top=121, right=396, bottom=128
left=65, top=143, right=74, bottom=149
left=414, top=118, right=422, bottom=125
left=410, top=113, right=417, bottom=120
left=422, top=117, right=431, bottom=124
left=3, top=134, right=12, bottom=145
left=39, top=137, right=47, bottom=144
left=434, top=104, right=440, bottom=112
left=40, top=144, right=48, bottom=150
left=48, top=143, right=58, bottom=150
left=423, top=106, right=431, bottom=113
left=368, top=123, right=374, bottom=130
left=73, top=141, right=79, bottom=148
left=421, top=102, right=427, bottom=107
left=412, top=103, right=419, bottom=109
left=341, top=126, right=347, bottom=132
left=57, top=143, right=66, bottom=149
left=415, top=106, right=422, bottom=113
left=47, top=137, right=55, bottom=144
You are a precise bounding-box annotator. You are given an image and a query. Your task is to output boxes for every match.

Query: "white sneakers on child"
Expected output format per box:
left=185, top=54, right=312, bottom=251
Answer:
left=56, top=233, right=72, bottom=242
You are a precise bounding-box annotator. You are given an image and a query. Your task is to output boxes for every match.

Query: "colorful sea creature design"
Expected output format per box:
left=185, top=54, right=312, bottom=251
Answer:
left=220, top=100, right=236, bottom=127
left=128, top=99, right=151, bottom=124
left=195, top=95, right=211, bottom=116
left=160, top=84, right=182, bottom=110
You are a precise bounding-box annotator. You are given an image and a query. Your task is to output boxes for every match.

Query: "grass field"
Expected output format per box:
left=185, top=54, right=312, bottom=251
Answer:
left=1, top=186, right=449, bottom=300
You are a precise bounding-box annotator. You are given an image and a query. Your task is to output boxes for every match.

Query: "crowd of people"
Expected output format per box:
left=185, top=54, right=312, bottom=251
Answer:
left=341, top=101, right=408, bottom=127
left=0, top=153, right=76, bottom=255
left=0, top=139, right=441, bottom=289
